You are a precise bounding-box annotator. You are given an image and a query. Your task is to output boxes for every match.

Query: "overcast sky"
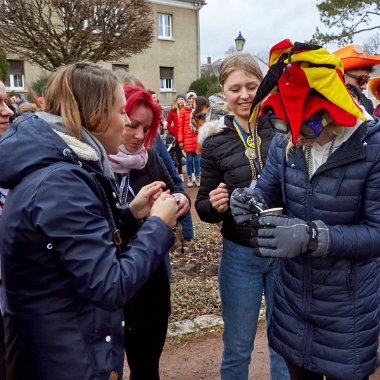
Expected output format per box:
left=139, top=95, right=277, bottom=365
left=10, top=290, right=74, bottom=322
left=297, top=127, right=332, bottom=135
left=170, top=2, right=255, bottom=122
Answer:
left=198, top=1, right=371, bottom=64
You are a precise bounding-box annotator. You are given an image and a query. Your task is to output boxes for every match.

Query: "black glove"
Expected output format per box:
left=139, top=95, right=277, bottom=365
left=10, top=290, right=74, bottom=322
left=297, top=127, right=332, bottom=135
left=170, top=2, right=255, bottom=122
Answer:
left=230, top=188, right=268, bottom=225
left=251, top=215, right=330, bottom=258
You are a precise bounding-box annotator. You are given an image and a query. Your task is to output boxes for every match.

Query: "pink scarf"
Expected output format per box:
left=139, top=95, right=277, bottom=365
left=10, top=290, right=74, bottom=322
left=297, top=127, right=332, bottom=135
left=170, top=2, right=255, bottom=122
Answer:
left=108, top=144, right=148, bottom=174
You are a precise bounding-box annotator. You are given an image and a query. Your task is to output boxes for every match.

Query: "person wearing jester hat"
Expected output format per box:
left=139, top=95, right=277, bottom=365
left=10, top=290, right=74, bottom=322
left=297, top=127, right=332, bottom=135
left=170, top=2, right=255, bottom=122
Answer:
left=230, top=39, right=380, bottom=380
left=195, top=52, right=289, bottom=380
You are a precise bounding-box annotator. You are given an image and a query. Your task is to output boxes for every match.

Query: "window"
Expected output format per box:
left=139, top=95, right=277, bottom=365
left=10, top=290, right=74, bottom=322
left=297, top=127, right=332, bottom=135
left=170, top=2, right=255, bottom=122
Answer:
left=160, top=67, right=173, bottom=91
left=112, top=64, right=129, bottom=72
left=6, top=60, right=24, bottom=91
left=157, top=13, right=172, bottom=39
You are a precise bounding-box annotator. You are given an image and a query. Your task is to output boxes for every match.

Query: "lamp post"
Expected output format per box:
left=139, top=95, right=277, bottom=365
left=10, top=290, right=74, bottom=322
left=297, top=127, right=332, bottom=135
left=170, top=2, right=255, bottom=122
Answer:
left=234, top=32, right=246, bottom=52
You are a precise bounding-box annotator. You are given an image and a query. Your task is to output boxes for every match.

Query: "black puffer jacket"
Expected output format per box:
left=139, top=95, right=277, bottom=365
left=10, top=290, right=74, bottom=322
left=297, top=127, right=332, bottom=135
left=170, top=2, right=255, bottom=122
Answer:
left=195, top=115, right=275, bottom=246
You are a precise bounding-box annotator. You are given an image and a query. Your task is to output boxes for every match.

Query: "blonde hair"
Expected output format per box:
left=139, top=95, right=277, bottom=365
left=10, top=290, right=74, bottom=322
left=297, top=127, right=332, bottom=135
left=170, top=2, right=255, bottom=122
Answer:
left=18, top=102, right=38, bottom=114
left=44, top=62, right=120, bottom=139
left=114, top=70, right=144, bottom=88
left=219, top=52, right=263, bottom=87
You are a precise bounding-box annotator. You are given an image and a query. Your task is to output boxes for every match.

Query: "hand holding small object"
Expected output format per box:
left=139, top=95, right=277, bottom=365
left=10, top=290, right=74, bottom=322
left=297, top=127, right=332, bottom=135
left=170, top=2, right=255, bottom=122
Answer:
left=250, top=215, right=330, bottom=258
left=129, top=181, right=165, bottom=220
left=151, top=192, right=178, bottom=228
left=230, top=187, right=268, bottom=225
left=172, top=193, right=190, bottom=218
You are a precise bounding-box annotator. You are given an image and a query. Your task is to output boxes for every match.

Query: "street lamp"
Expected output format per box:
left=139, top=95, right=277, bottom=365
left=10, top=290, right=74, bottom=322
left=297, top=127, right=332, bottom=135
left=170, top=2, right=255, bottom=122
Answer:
left=234, top=32, right=246, bottom=52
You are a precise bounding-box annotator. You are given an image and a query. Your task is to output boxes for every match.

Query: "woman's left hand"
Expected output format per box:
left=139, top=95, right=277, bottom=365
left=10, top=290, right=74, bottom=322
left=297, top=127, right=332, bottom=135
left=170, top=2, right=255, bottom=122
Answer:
left=173, top=193, right=190, bottom=218
left=129, top=181, right=166, bottom=220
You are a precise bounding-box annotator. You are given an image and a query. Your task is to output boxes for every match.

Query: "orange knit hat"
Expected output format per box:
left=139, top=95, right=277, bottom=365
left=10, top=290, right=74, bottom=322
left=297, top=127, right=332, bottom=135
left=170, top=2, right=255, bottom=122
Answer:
left=333, top=44, right=380, bottom=71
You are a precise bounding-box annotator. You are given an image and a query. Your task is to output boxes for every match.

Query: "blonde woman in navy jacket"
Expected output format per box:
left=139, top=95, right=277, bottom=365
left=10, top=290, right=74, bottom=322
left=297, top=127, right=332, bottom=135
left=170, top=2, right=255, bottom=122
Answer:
left=0, top=62, right=178, bottom=380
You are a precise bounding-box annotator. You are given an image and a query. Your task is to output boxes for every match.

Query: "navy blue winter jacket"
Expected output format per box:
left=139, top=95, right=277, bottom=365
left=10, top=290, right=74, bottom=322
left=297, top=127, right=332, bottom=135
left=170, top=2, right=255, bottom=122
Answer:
left=255, top=119, right=380, bottom=379
left=0, top=113, right=174, bottom=380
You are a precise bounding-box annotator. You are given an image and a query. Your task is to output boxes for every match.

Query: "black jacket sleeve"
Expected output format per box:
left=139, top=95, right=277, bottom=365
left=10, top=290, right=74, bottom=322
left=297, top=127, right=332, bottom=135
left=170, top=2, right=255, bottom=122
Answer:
left=195, top=136, right=226, bottom=223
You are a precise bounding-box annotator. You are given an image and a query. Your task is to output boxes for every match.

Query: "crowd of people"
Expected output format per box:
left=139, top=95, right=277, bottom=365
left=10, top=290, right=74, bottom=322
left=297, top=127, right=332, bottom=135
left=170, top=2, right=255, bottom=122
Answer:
left=0, top=39, right=379, bottom=380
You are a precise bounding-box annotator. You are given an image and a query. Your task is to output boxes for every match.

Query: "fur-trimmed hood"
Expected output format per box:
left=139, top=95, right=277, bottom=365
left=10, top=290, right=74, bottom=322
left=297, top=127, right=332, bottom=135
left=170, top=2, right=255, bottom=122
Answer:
left=197, top=117, right=226, bottom=146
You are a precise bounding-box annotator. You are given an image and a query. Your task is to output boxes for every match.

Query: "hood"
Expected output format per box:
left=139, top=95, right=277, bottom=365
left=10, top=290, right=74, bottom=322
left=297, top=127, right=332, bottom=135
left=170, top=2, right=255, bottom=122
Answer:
left=0, top=112, right=102, bottom=189
left=197, top=117, right=226, bottom=146
left=364, top=118, right=380, bottom=140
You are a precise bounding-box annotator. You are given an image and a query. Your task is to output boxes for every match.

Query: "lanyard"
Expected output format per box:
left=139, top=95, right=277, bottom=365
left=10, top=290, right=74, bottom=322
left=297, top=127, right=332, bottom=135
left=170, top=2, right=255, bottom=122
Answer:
left=119, top=174, right=135, bottom=205
left=233, top=117, right=263, bottom=179
left=233, top=118, right=257, bottom=149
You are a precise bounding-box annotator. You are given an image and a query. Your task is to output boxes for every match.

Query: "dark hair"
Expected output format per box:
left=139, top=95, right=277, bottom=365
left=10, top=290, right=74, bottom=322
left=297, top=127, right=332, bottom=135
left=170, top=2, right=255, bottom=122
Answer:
left=194, top=96, right=208, bottom=114
left=192, top=96, right=209, bottom=126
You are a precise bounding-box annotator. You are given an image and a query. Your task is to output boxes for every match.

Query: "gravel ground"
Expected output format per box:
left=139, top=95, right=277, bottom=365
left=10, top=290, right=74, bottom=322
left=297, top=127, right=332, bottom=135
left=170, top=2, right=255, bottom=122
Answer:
left=169, top=221, right=222, bottom=322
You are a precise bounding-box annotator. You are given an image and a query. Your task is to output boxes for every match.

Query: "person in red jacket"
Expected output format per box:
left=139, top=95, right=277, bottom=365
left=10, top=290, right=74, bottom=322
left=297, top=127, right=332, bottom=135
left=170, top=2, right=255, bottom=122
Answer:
left=178, top=91, right=200, bottom=187
left=166, top=93, right=186, bottom=180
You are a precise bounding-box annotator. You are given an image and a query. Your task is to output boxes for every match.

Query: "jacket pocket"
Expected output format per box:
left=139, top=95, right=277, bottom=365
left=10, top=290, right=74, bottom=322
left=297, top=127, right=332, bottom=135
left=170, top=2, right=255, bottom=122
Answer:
left=345, top=260, right=354, bottom=300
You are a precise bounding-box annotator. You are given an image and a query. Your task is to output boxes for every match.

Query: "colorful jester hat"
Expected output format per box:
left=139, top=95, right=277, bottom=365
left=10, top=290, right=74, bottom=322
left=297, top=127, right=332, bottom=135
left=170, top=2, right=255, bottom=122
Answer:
left=249, top=39, right=366, bottom=143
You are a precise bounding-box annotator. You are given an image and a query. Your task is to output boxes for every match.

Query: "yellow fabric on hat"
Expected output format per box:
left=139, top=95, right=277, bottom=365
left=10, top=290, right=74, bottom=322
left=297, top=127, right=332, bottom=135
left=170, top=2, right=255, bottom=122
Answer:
left=287, top=47, right=365, bottom=122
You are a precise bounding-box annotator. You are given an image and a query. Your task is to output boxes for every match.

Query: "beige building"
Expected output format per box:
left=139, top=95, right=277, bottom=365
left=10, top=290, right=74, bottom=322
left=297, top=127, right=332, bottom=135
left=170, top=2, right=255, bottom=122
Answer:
left=5, top=0, right=205, bottom=107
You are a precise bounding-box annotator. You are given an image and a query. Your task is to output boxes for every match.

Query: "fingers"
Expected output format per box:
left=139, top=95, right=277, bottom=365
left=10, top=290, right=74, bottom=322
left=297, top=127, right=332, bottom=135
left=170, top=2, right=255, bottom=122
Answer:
left=143, top=181, right=165, bottom=193
left=252, top=215, right=287, bottom=228
left=209, top=185, right=229, bottom=213
left=210, top=197, right=229, bottom=212
left=209, top=187, right=229, bottom=202
left=157, top=191, right=173, bottom=201
left=151, top=194, right=178, bottom=228
left=175, top=194, right=190, bottom=218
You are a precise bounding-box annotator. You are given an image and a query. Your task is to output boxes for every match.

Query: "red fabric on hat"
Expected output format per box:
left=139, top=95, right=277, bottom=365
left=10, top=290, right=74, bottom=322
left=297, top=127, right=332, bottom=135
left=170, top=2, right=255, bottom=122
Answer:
left=261, top=93, right=358, bottom=133
left=277, top=64, right=311, bottom=143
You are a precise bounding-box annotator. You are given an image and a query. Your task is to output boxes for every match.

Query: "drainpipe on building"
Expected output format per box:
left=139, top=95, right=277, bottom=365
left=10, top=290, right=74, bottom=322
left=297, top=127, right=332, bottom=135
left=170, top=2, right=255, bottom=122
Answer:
left=196, top=2, right=205, bottom=79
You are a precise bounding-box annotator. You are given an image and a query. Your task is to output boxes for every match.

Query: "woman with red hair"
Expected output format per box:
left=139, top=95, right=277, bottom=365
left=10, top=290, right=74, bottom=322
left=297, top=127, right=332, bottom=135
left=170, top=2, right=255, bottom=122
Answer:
left=109, top=85, right=191, bottom=380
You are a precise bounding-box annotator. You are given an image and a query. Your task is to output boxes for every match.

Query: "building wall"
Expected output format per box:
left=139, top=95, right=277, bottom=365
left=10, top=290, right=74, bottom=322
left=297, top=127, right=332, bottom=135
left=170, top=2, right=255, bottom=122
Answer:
left=106, top=1, right=202, bottom=106
left=6, top=0, right=204, bottom=107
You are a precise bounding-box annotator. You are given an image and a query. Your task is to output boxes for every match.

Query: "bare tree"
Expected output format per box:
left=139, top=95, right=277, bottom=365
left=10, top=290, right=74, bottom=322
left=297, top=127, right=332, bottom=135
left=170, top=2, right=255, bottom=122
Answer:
left=311, top=0, right=379, bottom=46
left=363, top=32, right=380, bottom=54
left=0, top=0, right=154, bottom=71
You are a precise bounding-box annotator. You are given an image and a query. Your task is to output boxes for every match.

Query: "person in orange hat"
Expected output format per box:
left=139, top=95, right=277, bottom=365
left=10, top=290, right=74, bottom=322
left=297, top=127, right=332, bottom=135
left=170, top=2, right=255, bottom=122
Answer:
left=368, top=76, right=380, bottom=117
left=334, top=43, right=380, bottom=114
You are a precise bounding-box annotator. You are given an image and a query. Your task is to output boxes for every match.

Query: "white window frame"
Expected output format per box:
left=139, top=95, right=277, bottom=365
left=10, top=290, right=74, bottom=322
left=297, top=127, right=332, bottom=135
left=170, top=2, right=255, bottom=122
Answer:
left=6, top=60, right=25, bottom=91
left=159, top=67, right=174, bottom=91
left=160, top=78, right=173, bottom=91
left=157, top=13, right=172, bottom=39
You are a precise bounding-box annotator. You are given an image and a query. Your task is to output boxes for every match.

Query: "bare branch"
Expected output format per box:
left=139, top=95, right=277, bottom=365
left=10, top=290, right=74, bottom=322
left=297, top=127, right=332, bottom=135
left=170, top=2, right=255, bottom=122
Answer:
left=313, top=0, right=380, bottom=46
left=0, top=0, right=154, bottom=71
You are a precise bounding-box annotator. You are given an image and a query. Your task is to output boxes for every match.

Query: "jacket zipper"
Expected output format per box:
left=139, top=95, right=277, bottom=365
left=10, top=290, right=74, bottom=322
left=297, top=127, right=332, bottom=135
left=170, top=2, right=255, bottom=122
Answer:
left=301, top=182, right=313, bottom=368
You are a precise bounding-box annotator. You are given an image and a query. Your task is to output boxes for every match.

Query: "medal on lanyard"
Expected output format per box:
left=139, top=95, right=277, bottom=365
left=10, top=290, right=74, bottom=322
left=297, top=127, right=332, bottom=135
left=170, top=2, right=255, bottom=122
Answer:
left=234, top=118, right=261, bottom=159
left=245, top=147, right=256, bottom=159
